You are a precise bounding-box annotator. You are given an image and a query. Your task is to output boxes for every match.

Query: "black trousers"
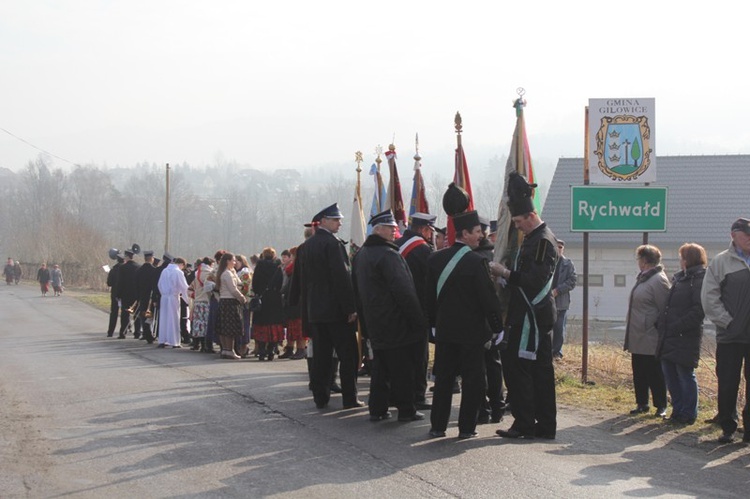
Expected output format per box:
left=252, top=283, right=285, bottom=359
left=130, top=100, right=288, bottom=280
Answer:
left=631, top=353, right=667, bottom=409
left=716, top=342, right=750, bottom=435
left=311, top=322, right=359, bottom=407
left=430, top=342, right=486, bottom=434
left=136, top=300, right=154, bottom=342
left=369, top=341, right=423, bottom=417
left=501, top=327, right=556, bottom=436
left=119, top=300, right=141, bottom=337
left=108, top=294, right=119, bottom=334
left=480, top=346, right=505, bottom=419
left=414, top=333, right=430, bottom=403
left=180, top=299, right=190, bottom=342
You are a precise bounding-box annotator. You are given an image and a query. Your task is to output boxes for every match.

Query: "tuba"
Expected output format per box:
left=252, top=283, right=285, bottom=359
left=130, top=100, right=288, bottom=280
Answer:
left=108, top=248, right=120, bottom=260
left=131, top=243, right=141, bottom=255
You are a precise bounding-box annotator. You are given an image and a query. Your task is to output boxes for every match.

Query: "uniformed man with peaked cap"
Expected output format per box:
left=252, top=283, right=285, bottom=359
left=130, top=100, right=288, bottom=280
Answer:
left=354, top=210, right=427, bottom=421
left=297, top=203, right=363, bottom=409
left=396, top=211, right=437, bottom=409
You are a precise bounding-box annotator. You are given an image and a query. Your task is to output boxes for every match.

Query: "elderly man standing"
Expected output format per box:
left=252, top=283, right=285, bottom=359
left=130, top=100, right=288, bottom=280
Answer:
left=491, top=173, right=559, bottom=440
left=353, top=210, right=428, bottom=422
left=551, top=239, right=577, bottom=360
left=702, top=217, right=750, bottom=444
left=158, top=256, right=189, bottom=349
left=395, top=212, right=437, bottom=410
left=298, top=203, right=363, bottom=410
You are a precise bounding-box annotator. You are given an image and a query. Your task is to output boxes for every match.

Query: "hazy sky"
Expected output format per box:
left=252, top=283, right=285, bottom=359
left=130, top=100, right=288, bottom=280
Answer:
left=2, top=1, right=747, bottom=183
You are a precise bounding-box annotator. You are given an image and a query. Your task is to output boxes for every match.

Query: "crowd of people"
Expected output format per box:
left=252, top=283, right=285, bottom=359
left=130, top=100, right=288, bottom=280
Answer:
left=100, top=177, right=750, bottom=444
left=4, top=259, right=65, bottom=297
left=3, top=258, right=22, bottom=286
left=622, top=216, right=750, bottom=444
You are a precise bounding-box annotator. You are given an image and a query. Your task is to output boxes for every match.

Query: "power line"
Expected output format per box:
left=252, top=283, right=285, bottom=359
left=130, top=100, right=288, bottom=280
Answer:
left=0, top=126, right=81, bottom=167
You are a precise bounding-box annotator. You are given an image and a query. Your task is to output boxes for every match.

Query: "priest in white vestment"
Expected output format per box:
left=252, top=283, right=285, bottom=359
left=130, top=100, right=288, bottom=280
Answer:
left=158, top=257, right=189, bottom=347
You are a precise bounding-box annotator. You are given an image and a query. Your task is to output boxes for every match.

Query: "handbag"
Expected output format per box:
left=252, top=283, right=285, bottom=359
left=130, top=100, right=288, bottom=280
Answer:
left=248, top=266, right=281, bottom=313
left=248, top=296, right=262, bottom=312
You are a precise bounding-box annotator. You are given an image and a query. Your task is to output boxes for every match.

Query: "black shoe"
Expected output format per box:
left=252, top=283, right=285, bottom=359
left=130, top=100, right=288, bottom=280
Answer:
left=477, top=414, right=490, bottom=425
left=315, top=401, right=329, bottom=409
left=629, top=405, right=649, bottom=415
left=330, top=383, right=343, bottom=394
left=398, top=411, right=425, bottom=422
left=719, top=432, right=735, bottom=444
left=343, top=400, right=366, bottom=409
left=534, top=425, right=556, bottom=440
left=117, top=334, right=126, bottom=339
left=107, top=333, right=114, bottom=337
left=157, top=343, right=166, bottom=348
left=496, top=427, right=534, bottom=439
left=458, top=431, right=478, bottom=439
left=428, top=429, right=446, bottom=438
left=357, top=367, right=370, bottom=376
left=369, top=411, right=392, bottom=422
left=655, top=407, right=667, bottom=418
left=415, top=401, right=432, bottom=410
left=133, top=334, right=141, bottom=340
left=279, top=348, right=294, bottom=359
left=491, top=413, right=504, bottom=424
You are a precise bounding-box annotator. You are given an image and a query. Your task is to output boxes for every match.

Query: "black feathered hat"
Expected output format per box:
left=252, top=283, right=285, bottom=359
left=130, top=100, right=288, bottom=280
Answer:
left=507, top=172, right=537, bottom=217
left=442, top=182, right=470, bottom=217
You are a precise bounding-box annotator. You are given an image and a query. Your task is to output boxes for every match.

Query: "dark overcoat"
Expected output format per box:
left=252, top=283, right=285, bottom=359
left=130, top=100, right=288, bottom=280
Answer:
left=656, top=265, right=705, bottom=368
left=352, top=235, right=426, bottom=350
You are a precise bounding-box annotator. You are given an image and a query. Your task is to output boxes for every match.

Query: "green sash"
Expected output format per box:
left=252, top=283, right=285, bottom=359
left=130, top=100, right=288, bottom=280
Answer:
left=436, top=245, right=471, bottom=299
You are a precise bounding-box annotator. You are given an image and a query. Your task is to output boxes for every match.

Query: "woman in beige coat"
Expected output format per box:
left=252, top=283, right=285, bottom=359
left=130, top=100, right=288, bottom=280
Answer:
left=624, top=244, right=671, bottom=417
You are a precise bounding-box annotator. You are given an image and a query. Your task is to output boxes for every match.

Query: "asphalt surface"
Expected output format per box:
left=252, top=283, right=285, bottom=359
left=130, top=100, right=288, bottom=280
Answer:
left=1, top=283, right=748, bottom=498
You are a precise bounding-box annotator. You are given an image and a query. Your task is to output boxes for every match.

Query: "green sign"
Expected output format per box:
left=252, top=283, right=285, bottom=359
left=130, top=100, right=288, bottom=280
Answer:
left=571, top=186, right=667, bottom=232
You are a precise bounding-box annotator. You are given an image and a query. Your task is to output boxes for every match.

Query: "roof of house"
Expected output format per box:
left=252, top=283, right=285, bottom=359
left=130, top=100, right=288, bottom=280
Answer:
left=542, top=154, right=750, bottom=247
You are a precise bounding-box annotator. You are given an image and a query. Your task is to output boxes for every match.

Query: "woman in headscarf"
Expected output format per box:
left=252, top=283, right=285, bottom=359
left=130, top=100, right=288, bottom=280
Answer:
left=189, top=257, right=214, bottom=352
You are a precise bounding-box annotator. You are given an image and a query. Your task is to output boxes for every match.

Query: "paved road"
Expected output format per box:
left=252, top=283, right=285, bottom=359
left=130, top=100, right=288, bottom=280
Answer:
left=1, top=284, right=748, bottom=498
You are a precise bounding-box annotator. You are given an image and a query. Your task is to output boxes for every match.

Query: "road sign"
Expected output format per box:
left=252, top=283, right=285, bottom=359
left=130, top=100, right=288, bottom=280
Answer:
left=571, top=186, right=667, bottom=232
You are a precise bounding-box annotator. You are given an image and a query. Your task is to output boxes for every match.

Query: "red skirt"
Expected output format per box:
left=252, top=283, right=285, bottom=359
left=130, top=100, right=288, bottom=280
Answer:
left=252, top=323, right=284, bottom=343
left=285, top=318, right=304, bottom=342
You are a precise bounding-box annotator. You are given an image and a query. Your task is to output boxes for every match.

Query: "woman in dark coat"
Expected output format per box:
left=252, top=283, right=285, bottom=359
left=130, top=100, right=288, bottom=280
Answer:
left=656, top=243, right=707, bottom=424
left=37, top=263, right=51, bottom=296
left=251, top=247, right=284, bottom=361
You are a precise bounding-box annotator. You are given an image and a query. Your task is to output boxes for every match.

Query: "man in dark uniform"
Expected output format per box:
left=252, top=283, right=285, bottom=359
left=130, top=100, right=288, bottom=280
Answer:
left=107, top=254, right=123, bottom=337
left=395, top=212, right=436, bottom=410
left=353, top=210, right=427, bottom=422
left=135, top=250, right=159, bottom=344
left=116, top=248, right=141, bottom=339
left=425, top=187, right=504, bottom=439
left=491, top=172, right=559, bottom=440
left=475, top=216, right=506, bottom=425
left=297, top=203, right=363, bottom=410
